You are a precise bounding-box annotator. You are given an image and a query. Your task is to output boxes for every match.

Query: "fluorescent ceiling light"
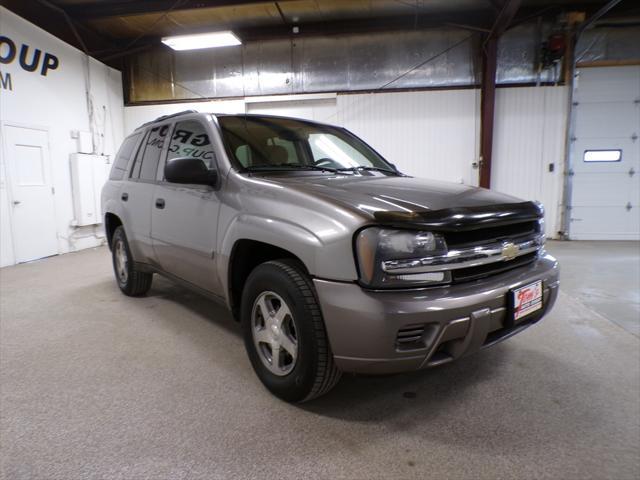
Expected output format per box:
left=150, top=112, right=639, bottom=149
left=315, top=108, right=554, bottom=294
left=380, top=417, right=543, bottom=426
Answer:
left=161, top=31, right=241, bottom=51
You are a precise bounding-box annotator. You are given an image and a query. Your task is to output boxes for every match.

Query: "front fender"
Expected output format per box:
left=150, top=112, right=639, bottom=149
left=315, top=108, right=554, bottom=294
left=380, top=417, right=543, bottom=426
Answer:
left=222, top=213, right=322, bottom=265
left=218, top=212, right=359, bottom=306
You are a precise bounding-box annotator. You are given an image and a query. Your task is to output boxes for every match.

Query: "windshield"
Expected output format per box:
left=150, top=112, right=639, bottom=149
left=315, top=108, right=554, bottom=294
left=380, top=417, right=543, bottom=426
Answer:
left=217, top=115, right=396, bottom=172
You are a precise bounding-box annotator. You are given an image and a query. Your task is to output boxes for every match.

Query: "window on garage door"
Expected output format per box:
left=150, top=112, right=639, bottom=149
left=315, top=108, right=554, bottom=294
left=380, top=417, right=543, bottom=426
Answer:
left=583, top=149, right=622, bottom=163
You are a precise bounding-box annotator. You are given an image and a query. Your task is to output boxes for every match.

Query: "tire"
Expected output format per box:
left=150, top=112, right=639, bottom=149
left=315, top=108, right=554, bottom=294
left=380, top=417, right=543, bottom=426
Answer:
left=111, top=226, right=153, bottom=297
left=241, top=259, right=341, bottom=402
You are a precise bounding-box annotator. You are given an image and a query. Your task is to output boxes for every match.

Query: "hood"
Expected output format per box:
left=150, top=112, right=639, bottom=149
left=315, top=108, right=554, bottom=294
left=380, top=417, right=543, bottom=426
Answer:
left=252, top=173, right=541, bottom=230
left=259, top=173, right=521, bottom=212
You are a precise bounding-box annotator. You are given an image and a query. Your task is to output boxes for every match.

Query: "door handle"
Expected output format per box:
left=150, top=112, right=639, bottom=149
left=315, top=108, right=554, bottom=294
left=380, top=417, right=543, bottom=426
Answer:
left=121, top=192, right=128, bottom=201
left=12, top=200, right=21, bottom=205
left=155, top=198, right=165, bottom=209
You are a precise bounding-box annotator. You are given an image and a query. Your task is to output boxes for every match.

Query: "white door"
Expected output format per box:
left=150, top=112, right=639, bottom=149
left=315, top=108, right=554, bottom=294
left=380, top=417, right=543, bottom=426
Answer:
left=3, top=125, right=58, bottom=262
left=569, top=66, right=640, bottom=240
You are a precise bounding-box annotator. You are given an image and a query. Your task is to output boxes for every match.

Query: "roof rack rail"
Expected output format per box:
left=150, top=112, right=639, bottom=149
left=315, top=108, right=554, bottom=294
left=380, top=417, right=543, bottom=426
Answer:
left=140, top=109, right=199, bottom=128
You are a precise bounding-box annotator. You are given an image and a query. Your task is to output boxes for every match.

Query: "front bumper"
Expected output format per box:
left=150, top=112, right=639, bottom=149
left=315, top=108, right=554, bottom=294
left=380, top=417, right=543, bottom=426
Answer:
left=314, top=253, right=559, bottom=374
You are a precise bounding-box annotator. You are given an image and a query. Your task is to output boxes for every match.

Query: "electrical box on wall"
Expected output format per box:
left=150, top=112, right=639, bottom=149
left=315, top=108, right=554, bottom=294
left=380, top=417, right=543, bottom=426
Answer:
left=78, top=131, right=94, bottom=154
left=70, top=154, right=110, bottom=226
left=71, top=130, right=94, bottom=153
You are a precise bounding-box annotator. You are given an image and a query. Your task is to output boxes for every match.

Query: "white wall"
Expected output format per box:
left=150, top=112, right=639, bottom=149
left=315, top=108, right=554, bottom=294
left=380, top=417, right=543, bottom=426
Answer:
left=125, top=88, right=567, bottom=237
left=0, top=7, right=124, bottom=266
left=492, top=86, right=569, bottom=237
left=124, top=99, right=245, bottom=134
left=336, top=90, right=481, bottom=186
left=246, top=97, right=337, bottom=123
left=125, top=90, right=481, bottom=187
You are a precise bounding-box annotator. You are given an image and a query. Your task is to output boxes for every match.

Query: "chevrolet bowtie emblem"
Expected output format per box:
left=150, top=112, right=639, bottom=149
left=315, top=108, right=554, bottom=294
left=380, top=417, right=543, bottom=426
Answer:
left=501, top=242, right=520, bottom=261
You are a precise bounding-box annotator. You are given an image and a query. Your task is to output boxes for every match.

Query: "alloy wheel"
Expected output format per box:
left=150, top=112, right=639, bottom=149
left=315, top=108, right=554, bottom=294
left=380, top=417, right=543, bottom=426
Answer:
left=251, top=291, right=298, bottom=376
left=114, top=239, right=128, bottom=284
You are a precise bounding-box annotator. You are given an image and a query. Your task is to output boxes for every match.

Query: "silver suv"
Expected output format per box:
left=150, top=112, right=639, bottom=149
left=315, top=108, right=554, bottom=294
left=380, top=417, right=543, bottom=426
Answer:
left=102, top=110, right=559, bottom=402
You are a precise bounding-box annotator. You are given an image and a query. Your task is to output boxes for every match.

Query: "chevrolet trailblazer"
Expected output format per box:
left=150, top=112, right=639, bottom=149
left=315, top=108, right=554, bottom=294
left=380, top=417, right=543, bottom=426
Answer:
left=102, top=110, right=559, bottom=402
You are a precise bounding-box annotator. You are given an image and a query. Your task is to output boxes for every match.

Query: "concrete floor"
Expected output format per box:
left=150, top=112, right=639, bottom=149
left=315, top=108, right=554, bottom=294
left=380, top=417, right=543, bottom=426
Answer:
left=546, top=241, right=640, bottom=337
left=1, top=242, right=639, bottom=480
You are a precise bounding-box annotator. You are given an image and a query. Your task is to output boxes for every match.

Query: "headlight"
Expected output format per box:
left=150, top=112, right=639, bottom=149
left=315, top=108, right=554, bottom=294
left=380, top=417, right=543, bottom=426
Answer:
left=355, top=227, right=450, bottom=288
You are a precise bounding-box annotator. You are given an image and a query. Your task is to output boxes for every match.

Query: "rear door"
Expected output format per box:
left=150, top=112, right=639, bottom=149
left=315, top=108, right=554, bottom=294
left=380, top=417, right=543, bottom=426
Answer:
left=120, top=123, right=170, bottom=263
left=151, top=118, right=223, bottom=294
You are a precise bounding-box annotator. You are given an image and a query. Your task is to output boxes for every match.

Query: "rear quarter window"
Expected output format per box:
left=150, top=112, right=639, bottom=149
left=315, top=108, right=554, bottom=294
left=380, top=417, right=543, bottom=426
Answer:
left=131, top=125, right=170, bottom=181
left=109, top=133, right=141, bottom=180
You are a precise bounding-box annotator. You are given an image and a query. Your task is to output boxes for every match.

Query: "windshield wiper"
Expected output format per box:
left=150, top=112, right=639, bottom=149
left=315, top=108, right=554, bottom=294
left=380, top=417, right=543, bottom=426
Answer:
left=246, top=163, right=338, bottom=173
left=336, top=166, right=401, bottom=175
left=245, top=164, right=400, bottom=175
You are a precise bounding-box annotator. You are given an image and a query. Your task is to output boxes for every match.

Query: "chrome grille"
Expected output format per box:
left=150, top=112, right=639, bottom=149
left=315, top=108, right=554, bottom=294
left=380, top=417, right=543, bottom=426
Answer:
left=382, top=220, right=544, bottom=283
left=451, top=251, right=538, bottom=283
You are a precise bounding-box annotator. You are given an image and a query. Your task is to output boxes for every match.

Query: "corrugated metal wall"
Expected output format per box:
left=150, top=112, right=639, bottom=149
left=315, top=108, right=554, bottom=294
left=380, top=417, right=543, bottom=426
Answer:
left=576, top=27, right=640, bottom=65
left=492, top=86, right=569, bottom=237
left=126, top=25, right=640, bottom=104
left=127, top=28, right=480, bottom=102
left=336, top=89, right=480, bottom=186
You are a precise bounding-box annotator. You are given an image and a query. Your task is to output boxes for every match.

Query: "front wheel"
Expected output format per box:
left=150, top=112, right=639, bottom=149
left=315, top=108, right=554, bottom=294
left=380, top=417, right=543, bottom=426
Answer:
left=241, top=260, right=341, bottom=402
left=111, top=226, right=153, bottom=296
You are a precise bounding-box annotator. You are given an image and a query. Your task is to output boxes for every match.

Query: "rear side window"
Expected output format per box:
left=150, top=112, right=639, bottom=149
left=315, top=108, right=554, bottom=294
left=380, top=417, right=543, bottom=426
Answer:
left=129, top=130, right=148, bottom=179
left=131, top=125, right=169, bottom=181
left=109, top=133, right=141, bottom=180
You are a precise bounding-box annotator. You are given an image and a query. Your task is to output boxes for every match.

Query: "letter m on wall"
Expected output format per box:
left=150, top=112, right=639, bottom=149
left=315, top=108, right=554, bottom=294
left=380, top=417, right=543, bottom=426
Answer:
left=0, top=72, right=12, bottom=90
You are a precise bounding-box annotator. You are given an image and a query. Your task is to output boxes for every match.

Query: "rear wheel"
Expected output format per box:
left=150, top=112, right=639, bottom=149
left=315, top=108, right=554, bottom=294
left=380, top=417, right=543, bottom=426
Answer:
left=241, top=259, right=341, bottom=402
left=111, top=226, right=153, bottom=296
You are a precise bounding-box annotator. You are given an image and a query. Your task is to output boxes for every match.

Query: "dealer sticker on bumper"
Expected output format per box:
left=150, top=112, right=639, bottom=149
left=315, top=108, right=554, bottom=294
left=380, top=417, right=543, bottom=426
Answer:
left=511, top=280, right=543, bottom=321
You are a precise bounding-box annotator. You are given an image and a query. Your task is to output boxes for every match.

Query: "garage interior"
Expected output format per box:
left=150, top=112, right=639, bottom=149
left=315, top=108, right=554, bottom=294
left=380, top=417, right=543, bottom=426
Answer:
left=1, top=1, right=639, bottom=479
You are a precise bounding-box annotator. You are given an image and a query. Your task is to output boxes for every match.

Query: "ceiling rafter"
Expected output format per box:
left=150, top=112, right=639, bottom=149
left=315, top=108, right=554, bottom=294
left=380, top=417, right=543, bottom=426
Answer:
left=4, top=0, right=639, bottom=70
left=63, top=0, right=299, bottom=19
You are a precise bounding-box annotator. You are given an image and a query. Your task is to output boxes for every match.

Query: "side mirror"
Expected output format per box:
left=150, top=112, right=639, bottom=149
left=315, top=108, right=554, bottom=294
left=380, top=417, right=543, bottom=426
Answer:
left=165, top=157, right=218, bottom=187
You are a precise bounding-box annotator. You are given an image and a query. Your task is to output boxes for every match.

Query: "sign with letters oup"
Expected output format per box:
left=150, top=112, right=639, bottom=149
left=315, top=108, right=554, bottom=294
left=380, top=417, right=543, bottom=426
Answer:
left=0, top=35, right=60, bottom=92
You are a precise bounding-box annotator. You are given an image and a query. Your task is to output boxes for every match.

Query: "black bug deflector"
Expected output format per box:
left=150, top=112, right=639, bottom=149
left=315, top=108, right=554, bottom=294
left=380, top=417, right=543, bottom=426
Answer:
left=373, top=201, right=543, bottom=232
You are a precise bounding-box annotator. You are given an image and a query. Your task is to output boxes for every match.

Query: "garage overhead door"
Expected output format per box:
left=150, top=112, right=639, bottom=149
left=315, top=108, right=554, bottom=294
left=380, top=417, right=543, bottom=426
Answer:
left=569, top=66, right=640, bottom=240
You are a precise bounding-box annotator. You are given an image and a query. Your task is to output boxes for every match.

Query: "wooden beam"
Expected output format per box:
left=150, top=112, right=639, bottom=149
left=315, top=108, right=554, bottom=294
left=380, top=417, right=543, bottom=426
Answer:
left=65, top=0, right=297, bottom=19
left=478, top=0, right=521, bottom=189
left=479, top=36, right=498, bottom=189
left=577, top=59, right=640, bottom=68
left=488, top=0, right=522, bottom=38
left=35, top=0, right=89, bottom=53
left=577, top=0, right=624, bottom=35
left=3, top=0, right=127, bottom=62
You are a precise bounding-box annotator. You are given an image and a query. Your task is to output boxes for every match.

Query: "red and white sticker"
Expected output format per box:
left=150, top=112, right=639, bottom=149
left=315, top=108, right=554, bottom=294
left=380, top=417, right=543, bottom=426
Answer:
left=512, top=280, right=543, bottom=321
